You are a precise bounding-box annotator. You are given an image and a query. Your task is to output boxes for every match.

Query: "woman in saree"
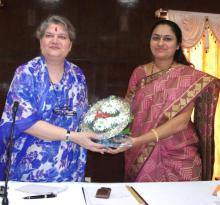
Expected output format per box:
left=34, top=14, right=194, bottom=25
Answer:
left=108, top=19, right=220, bottom=182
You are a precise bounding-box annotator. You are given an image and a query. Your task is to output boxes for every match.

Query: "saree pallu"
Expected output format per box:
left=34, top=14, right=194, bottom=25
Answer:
left=125, top=64, right=220, bottom=182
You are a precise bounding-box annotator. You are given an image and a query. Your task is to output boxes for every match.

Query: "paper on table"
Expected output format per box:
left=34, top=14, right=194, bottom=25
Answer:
left=83, top=185, right=143, bottom=205
left=15, top=184, right=68, bottom=195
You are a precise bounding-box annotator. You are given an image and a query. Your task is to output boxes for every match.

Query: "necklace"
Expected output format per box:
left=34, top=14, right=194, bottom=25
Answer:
left=49, top=79, right=77, bottom=116
left=151, top=62, right=174, bottom=76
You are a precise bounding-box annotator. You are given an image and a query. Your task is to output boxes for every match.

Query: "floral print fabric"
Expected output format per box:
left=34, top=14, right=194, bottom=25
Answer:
left=0, top=56, right=88, bottom=182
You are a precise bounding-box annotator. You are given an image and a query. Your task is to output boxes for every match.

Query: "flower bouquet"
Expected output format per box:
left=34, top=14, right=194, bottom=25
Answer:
left=80, top=95, right=133, bottom=148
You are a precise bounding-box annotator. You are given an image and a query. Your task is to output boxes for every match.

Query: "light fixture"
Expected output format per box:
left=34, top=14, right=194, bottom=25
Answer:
left=117, top=0, right=139, bottom=8
left=0, top=0, right=4, bottom=7
left=40, top=0, right=60, bottom=2
left=155, top=8, right=168, bottom=19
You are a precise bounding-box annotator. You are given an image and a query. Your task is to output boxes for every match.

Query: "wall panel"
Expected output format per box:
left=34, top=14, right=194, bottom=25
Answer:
left=0, top=0, right=219, bottom=182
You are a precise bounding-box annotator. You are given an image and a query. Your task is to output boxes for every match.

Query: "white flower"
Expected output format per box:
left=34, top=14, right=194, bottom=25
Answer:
left=100, top=99, right=119, bottom=114
left=93, top=118, right=111, bottom=131
left=116, top=114, right=129, bottom=124
left=81, top=95, right=131, bottom=139
left=84, top=113, right=96, bottom=124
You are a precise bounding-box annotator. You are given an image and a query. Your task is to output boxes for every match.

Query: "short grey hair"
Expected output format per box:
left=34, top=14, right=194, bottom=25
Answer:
left=35, top=15, right=76, bottom=41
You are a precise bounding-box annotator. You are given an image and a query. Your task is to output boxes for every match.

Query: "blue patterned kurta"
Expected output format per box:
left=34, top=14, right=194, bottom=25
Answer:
left=0, top=56, right=88, bottom=182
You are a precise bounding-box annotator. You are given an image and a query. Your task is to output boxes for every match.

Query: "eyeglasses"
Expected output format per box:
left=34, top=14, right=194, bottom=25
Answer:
left=52, top=106, right=77, bottom=116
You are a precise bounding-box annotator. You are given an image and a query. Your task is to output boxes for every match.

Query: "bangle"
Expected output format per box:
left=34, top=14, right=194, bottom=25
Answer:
left=151, top=129, right=159, bottom=142
left=65, top=130, right=71, bottom=141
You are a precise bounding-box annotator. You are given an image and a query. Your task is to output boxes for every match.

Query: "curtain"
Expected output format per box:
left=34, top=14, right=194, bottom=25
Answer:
left=167, top=10, right=220, bottom=179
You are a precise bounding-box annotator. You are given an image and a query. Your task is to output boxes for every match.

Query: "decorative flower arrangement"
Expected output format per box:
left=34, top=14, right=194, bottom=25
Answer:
left=80, top=95, right=132, bottom=147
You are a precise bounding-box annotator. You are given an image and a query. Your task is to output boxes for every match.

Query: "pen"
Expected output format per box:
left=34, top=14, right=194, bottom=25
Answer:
left=23, top=193, right=57, bottom=199
left=126, top=186, right=149, bottom=205
left=82, top=187, right=87, bottom=205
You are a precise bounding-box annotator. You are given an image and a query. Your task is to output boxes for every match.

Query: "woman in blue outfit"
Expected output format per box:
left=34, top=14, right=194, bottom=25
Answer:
left=0, top=15, right=104, bottom=182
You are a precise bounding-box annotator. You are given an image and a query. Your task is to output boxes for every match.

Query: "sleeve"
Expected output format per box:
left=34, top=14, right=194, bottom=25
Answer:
left=0, top=65, right=42, bottom=180
left=1, top=65, right=41, bottom=138
left=125, top=66, right=143, bottom=101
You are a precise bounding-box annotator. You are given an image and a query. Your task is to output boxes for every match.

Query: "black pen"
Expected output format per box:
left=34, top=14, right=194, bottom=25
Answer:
left=23, top=193, right=57, bottom=199
left=82, top=187, right=87, bottom=205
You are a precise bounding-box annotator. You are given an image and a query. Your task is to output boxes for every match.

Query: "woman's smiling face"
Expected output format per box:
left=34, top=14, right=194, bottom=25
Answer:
left=40, top=23, right=72, bottom=61
left=150, top=24, right=179, bottom=61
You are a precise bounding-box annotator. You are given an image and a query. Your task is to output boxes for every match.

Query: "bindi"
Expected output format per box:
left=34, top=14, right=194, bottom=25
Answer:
left=55, top=27, right=58, bottom=32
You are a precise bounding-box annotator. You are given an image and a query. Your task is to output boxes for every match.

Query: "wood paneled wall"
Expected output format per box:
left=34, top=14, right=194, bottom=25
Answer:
left=0, top=0, right=219, bottom=182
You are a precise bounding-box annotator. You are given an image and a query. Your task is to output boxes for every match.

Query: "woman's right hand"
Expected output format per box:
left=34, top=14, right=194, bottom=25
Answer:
left=71, top=131, right=106, bottom=154
left=25, top=121, right=105, bottom=154
left=106, top=136, right=134, bottom=154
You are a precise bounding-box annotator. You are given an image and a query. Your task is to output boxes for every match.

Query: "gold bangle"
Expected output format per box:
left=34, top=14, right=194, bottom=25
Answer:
left=151, top=129, right=159, bottom=142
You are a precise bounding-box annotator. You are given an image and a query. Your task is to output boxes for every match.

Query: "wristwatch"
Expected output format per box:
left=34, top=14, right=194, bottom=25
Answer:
left=65, top=130, right=71, bottom=141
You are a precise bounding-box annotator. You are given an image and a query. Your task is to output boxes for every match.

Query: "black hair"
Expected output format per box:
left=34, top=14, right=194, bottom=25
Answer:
left=150, top=19, right=192, bottom=66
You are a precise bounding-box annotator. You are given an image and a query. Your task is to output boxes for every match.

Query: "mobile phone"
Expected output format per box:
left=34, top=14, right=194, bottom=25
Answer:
left=95, top=187, right=111, bottom=199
